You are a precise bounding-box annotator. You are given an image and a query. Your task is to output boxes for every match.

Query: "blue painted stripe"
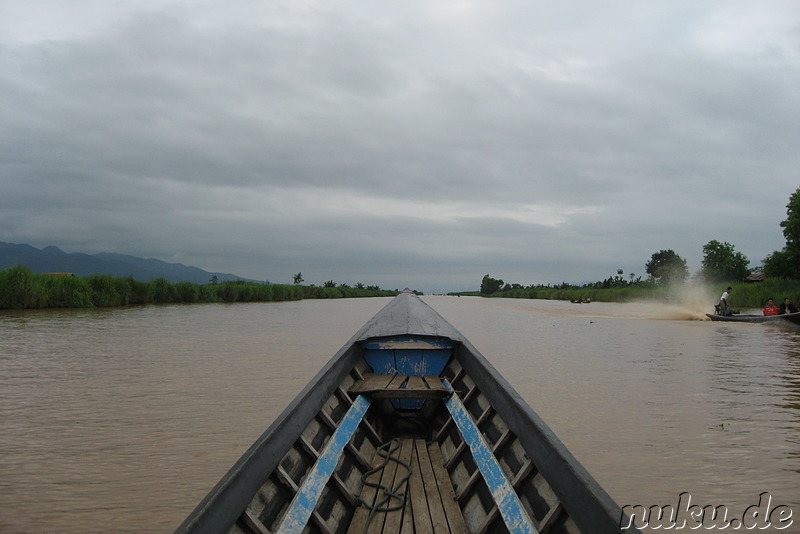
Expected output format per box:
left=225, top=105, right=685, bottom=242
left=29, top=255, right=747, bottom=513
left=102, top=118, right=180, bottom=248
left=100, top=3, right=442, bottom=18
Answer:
left=443, top=380, right=538, bottom=534
left=275, top=395, right=371, bottom=534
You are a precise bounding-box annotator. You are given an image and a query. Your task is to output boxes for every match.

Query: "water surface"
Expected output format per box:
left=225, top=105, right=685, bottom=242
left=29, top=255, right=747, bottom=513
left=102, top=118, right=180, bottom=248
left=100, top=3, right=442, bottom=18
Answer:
left=1, top=297, right=798, bottom=532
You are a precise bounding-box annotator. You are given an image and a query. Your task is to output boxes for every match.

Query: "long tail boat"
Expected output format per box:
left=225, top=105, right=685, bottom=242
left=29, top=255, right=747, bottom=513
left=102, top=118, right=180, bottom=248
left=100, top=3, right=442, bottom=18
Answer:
left=706, top=311, right=800, bottom=324
left=177, top=291, right=639, bottom=533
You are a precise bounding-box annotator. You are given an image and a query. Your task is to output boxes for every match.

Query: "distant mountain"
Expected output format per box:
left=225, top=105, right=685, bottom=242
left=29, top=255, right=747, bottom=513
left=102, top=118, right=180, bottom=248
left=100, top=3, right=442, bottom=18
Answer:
left=0, top=241, right=254, bottom=284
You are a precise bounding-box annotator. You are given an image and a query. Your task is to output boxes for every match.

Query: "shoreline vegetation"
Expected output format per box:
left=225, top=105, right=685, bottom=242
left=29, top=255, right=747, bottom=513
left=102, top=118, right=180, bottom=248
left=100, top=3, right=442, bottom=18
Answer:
left=451, top=277, right=800, bottom=310
left=0, top=265, right=399, bottom=310
left=2, top=264, right=798, bottom=311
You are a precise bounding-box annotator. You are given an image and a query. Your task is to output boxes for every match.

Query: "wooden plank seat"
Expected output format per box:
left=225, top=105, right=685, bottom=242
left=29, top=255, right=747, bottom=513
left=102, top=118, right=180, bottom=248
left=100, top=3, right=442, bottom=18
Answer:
left=349, top=373, right=452, bottom=400
left=348, top=438, right=467, bottom=534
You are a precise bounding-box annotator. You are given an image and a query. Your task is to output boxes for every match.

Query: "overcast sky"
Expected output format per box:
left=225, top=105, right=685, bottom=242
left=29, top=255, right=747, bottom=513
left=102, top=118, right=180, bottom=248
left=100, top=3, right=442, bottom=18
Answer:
left=2, top=1, right=799, bottom=292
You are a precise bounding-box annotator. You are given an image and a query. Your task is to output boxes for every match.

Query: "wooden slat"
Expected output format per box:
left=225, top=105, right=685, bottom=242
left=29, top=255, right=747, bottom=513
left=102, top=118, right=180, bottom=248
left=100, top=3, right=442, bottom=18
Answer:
left=337, top=385, right=357, bottom=406
left=407, top=441, right=434, bottom=533
left=406, top=375, right=425, bottom=391
left=400, top=451, right=415, bottom=534
left=349, top=373, right=451, bottom=400
left=416, top=439, right=451, bottom=531
left=242, top=509, right=272, bottom=534
left=275, top=466, right=334, bottom=534
left=475, top=457, right=536, bottom=534
left=349, top=438, right=414, bottom=534
left=422, top=374, right=444, bottom=390
left=365, top=442, right=404, bottom=534
left=349, top=373, right=396, bottom=393
left=445, top=405, right=495, bottom=470
left=276, top=465, right=300, bottom=492
left=400, top=490, right=415, bottom=534
left=433, top=416, right=455, bottom=443
left=443, top=380, right=538, bottom=534
left=538, top=502, right=565, bottom=534
left=347, top=462, right=384, bottom=534
left=295, top=433, right=359, bottom=507
left=381, top=438, right=413, bottom=534
left=426, top=442, right=468, bottom=534
left=388, top=374, right=409, bottom=390
left=454, top=466, right=482, bottom=502
left=317, top=410, right=373, bottom=472
left=369, top=389, right=449, bottom=400
left=360, top=418, right=384, bottom=447
left=275, top=395, right=371, bottom=534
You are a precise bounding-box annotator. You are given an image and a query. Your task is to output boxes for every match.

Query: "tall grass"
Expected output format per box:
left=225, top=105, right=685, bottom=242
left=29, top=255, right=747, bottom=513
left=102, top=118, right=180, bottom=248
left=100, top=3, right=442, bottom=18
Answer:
left=725, top=278, right=800, bottom=309
left=0, top=266, right=398, bottom=310
left=484, top=278, right=800, bottom=308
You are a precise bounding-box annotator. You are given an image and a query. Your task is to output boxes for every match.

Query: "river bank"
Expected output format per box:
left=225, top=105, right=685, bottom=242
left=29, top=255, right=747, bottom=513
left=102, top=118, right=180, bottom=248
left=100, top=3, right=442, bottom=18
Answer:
left=0, top=265, right=398, bottom=309
left=468, top=278, right=800, bottom=309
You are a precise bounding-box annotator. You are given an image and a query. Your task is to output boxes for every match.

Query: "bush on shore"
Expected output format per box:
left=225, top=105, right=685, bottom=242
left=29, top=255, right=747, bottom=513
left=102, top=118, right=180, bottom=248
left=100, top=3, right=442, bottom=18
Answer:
left=0, top=266, right=397, bottom=310
left=464, top=278, right=800, bottom=308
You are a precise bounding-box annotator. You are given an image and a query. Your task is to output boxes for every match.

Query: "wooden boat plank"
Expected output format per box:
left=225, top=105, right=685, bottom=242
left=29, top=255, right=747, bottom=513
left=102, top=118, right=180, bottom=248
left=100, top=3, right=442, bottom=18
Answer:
left=387, top=374, right=408, bottom=389
left=406, top=374, right=426, bottom=392
left=427, top=441, right=469, bottom=534
left=275, top=395, right=371, bottom=534
left=241, top=509, right=271, bottom=534
left=347, top=467, right=381, bottom=534
left=315, top=410, right=373, bottom=472
left=423, top=374, right=443, bottom=389
left=451, top=339, right=636, bottom=533
left=274, top=465, right=334, bottom=534
left=538, top=502, right=565, bottom=534
left=407, top=438, right=436, bottom=534
left=380, top=438, right=413, bottom=534
left=350, top=373, right=452, bottom=399
left=443, top=380, right=537, bottom=534
left=349, top=373, right=396, bottom=393
left=416, top=438, right=452, bottom=532
left=475, top=457, right=536, bottom=534
left=365, top=442, right=403, bottom=534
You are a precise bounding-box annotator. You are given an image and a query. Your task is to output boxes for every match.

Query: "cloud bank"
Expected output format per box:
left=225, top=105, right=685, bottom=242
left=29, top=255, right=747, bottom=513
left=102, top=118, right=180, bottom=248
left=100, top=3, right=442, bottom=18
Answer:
left=2, top=1, right=798, bottom=291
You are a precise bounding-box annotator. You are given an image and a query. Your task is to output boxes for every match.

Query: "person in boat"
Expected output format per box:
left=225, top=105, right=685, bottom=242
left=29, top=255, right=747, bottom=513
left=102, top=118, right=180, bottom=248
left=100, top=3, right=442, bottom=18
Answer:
left=763, top=298, right=779, bottom=316
left=718, top=287, right=733, bottom=316
left=779, top=297, right=799, bottom=315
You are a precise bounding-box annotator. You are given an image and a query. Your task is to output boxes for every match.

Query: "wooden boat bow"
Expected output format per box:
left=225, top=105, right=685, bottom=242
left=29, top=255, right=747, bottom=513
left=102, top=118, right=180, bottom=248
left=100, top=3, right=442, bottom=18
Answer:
left=176, top=291, right=639, bottom=533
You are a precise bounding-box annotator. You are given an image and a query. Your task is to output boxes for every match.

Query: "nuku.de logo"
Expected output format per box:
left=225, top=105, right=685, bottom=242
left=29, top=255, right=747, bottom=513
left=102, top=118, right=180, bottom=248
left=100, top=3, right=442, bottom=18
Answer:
left=619, top=492, right=793, bottom=530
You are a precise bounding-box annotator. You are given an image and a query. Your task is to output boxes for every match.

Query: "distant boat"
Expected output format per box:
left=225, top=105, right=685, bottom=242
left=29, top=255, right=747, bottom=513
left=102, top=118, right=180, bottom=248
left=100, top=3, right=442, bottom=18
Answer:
left=176, top=290, right=639, bottom=534
left=706, top=312, right=800, bottom=325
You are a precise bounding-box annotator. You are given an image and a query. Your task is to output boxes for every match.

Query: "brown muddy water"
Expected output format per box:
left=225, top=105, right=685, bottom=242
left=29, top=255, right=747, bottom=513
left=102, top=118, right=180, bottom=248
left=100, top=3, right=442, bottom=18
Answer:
left=1, top=296, right=798, bottom=532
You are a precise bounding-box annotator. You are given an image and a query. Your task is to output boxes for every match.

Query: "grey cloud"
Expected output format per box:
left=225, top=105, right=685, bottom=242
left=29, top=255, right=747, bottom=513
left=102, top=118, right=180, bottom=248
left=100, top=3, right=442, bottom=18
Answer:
left=2, top=2, right=799, bottom=292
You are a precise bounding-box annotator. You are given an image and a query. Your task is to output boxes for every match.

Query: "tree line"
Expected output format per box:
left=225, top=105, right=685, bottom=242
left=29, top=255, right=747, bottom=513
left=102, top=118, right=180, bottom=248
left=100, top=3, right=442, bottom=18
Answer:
left=0, top=266, right=398, bottom=310
left=645, top=186, right=799, bottom=284
left=478, top=186, right=800, bottom=303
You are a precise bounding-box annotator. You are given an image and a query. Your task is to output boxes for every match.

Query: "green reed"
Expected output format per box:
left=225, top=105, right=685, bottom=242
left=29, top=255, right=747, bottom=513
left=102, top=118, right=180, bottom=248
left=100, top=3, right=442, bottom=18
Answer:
left=0, top=265, right=398, bottom=309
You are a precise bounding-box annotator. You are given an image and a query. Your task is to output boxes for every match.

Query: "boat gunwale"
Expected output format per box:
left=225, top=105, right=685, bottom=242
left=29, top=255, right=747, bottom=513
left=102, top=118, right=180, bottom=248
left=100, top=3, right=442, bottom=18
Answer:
left=706, top=311, right=800, bottom=324
left=451, top=337, right=637, bottom=533
left=175, top=293, right=442, bottom=533
left=175, top=341, right=364, bottom=534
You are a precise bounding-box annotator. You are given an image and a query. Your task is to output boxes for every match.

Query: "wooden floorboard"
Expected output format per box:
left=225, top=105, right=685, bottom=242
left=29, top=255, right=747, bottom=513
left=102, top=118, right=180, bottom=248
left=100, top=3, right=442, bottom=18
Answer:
left=427, top=442, right=468, bottom=534
left=408, top=440, right=434, bottom=533
left=365, top=442, right=403, bottom=534
left=416, top=439, right=451, bottom=532
left=347, top=463, right=382, bottom=534
left=346, top=437, right=467, bottom=534
left=380, top=438, right=412, bottom=534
